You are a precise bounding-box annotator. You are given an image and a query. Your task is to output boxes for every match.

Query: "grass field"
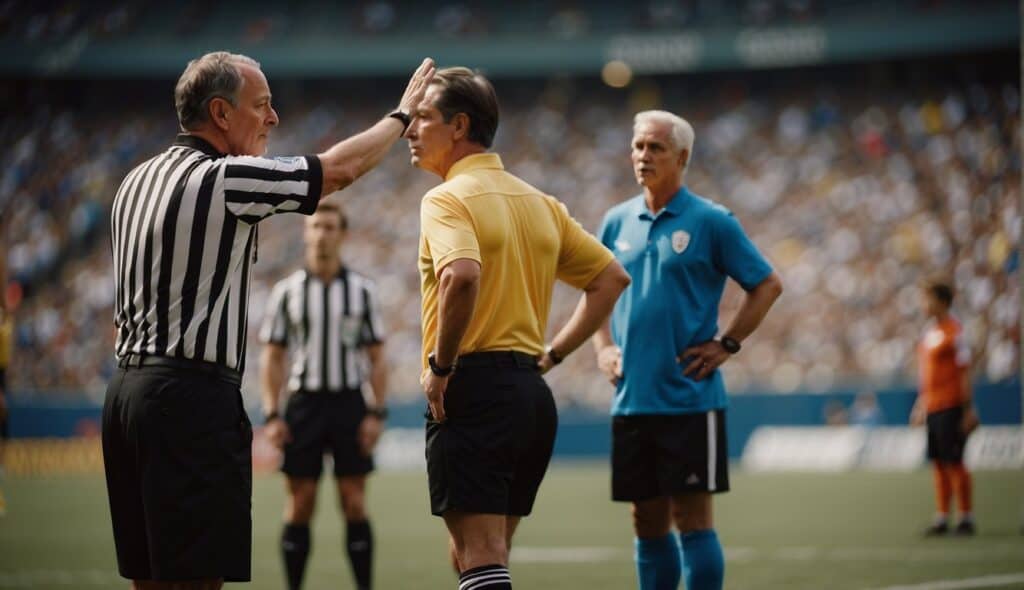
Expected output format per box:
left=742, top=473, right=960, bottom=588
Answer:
left=1, top=466, right=1022, bottom=589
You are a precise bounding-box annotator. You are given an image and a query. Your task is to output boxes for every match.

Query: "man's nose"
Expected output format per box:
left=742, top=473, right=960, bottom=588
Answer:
left=267, top=107, right=279, bottom=127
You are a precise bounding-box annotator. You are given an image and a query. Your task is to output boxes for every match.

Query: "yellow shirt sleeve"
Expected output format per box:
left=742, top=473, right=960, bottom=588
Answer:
left=420, top=190, right=482, bottom=273
left=553, top=200, right=615, bottom=289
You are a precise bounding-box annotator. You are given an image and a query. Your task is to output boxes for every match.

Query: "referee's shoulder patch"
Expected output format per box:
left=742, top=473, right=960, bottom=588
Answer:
left=273, top=156, right=305, bottom=166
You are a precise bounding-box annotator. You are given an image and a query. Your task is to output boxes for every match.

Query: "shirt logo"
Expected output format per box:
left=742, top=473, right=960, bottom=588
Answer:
left=923, top=330, right=944, bottom=350
left=614, top=239, right=632, bottom=252
left=671, top=230, right=690, bottom=254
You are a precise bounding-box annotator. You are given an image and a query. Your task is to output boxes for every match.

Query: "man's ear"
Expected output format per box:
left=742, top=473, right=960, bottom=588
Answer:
left=678, top=148, right=689, bottom=171
left=209, top=97, right=232, bottom=132
left=452, top=112, right=470, bottom=141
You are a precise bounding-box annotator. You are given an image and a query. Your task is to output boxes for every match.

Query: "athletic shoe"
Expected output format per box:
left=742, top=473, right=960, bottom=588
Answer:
left=953, top=520, right=976, bottom=536
left=923, top=522, right=948, bottom=536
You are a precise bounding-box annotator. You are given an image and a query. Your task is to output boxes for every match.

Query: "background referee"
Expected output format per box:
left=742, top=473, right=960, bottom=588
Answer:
left=102, top=51, right=434, bottom=589
left=260, top=200, right=388, bottom=590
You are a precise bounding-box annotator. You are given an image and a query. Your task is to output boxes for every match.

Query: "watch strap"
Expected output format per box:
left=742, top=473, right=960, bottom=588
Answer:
left=720, top=336, right=741, bottom=354
left=388, top=109, right=412, bottom=134
left=428, top=353, right=455, bottom=377
left=367, top=406, right=389, bottom=420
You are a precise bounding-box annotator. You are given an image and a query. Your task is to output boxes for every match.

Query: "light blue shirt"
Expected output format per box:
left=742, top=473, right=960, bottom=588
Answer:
left=598, top=187, right=772, bottom=415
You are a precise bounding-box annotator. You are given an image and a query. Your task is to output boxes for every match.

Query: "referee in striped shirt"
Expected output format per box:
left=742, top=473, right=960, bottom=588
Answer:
left=101, top=51, right=434, bottom=590
left=260, top=201, right=387, bottom=590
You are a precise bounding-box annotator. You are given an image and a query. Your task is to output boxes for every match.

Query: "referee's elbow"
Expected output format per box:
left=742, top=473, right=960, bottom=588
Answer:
left=320, top=159, right=359, bottom=195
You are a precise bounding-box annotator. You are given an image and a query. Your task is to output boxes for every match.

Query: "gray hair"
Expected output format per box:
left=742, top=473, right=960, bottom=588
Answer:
left=633, top=110, right=695, bottom=171
left=174, top=51, right=261, bottom=131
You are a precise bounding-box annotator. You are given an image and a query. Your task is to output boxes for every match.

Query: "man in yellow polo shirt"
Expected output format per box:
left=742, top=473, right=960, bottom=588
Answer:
left=406, top=67, right=630, bottom=589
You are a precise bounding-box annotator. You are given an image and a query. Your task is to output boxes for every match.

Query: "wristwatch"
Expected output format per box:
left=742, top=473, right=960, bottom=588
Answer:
left=428, top=353, right=455, bottom=377
left=387, top=109, right=412, bottom=134
left=263, top=410, right=280, bottom=423
left=545, top=345, right=564, bottom=365
left=720, top=336, right=742, bottom=354
left=367, top=406, right=389, bottom=420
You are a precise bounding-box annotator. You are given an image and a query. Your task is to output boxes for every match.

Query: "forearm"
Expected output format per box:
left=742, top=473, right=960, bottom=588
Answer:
left=260, top=347, right=287, bottom=415
left=592, top=317, right=614, bottom=355
left=552, top=261, right=629, bottom=358
left=961, top=370, right=973, bottom=405
left=434, top=276, right=479, bottom=367
left=318, top=117, right=406, bottom=196
left=722, top=272, right=783, bottom=342
left=367, top=346, right=389, bottom=408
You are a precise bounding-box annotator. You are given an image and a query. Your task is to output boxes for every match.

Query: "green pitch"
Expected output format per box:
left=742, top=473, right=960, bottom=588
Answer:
left=1, top=466, right=1022, bottom=589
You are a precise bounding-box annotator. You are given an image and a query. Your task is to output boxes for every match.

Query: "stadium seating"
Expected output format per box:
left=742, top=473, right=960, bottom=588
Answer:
left=2, top=59, right=1019, bottom=408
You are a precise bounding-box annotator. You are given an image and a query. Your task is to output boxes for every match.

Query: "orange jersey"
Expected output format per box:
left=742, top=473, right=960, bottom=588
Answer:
left=917, top=315, right=970, bottom=414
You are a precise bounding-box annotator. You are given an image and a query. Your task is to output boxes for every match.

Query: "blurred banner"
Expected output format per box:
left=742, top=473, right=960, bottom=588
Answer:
left=741, top=426, right=1024, bottom=472
left=2, top=2, right=1015, bottom=76
left=5, top=380, right=1020, bottom=475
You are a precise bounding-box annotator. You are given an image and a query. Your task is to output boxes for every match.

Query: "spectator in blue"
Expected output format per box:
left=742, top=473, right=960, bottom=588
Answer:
left=592, top=110, right=783, bottom=590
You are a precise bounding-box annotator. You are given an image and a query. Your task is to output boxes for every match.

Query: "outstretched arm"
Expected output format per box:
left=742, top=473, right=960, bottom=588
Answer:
left=318, top=58, right=436, bottom=196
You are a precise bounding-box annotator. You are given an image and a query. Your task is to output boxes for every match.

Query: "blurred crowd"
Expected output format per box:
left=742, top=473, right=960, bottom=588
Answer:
left=1, top=64, right=1019, bottom=410
left=1, top=0, right=989, bottom=42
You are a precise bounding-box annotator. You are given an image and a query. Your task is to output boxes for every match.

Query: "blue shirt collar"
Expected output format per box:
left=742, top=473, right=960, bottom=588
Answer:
left=637, top=186, right=690, bottom=220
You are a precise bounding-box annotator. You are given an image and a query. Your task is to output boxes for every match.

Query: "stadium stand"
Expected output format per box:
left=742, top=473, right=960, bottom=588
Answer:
left=2, top=48, right=1018, bottom=408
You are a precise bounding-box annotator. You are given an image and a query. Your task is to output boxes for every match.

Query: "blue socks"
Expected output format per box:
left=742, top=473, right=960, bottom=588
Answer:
left=634, top=534, right=681, bottom=590
left=635, top=529, right=725, bottom=590
left=681, top=529, right=724, bottom=590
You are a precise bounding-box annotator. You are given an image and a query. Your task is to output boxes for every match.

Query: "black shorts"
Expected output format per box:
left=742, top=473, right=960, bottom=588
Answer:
left=612, top=411, right=729, bottom=502
left=425, top=351, right=557, bottom=517
left=282, top=390, right=373, bottom=479
left=102, top=366, right=252, bottom=582
left=927, top=406, right=969, bottom=463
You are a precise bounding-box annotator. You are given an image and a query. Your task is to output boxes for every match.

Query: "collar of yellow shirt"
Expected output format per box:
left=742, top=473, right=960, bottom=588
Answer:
left=445, top=152, right=504, bottom=181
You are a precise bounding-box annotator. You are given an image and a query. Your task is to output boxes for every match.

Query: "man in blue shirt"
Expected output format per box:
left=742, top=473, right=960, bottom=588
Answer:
left=593, top=110, right=783, bottom=590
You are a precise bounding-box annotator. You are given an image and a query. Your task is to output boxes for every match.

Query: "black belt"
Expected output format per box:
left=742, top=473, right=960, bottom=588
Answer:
left=294, top=388, right=363, bottom=396
left=456, top=350, right=539, bottom=370
left=117, top=353, right=241, bottom=386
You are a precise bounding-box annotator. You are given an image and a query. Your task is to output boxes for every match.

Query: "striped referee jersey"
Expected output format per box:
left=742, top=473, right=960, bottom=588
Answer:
left=260, top=268, right=384, bottom=393
left=111, top=134, right=323, bottom=371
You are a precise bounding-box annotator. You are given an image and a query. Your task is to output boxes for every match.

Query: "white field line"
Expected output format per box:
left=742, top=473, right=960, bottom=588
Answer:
left=511, top=544, right=1024, bottom=564
left=511, top=546, right=624, bottom=563
left=868, top=572, right=1024, bottom=590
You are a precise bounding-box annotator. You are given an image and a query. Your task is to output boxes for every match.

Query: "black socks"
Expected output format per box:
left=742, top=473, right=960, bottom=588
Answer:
left=281, top=523, right=311, bottom=590
left=346, top=519, right=374, bottom=590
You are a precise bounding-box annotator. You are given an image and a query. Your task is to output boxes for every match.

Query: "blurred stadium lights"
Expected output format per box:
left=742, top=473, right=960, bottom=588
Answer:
left=600, top=60, right=632, bottom=88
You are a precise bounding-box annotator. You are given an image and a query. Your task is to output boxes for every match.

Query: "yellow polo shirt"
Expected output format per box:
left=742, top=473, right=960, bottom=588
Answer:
left=418, top=153, right=614, bottom=368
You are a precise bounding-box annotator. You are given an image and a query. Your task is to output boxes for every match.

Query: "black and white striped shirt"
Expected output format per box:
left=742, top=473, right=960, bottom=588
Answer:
left=260, top=268, right=384, bottom=393
left=112, top=134, right=322, bottom=371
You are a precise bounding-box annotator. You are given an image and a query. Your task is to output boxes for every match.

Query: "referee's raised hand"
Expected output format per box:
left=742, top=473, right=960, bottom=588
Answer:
left=398, top=58, right=437, bottom=118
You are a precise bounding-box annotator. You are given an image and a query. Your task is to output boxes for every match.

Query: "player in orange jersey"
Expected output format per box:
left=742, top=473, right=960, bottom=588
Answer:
left=910, top=279, right=978, bottom=536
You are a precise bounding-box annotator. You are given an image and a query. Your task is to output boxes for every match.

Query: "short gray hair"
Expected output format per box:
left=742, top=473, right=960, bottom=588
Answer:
left=633, top=110, right=695, bottom=170
left=174, top=51, right=261, bottom=131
